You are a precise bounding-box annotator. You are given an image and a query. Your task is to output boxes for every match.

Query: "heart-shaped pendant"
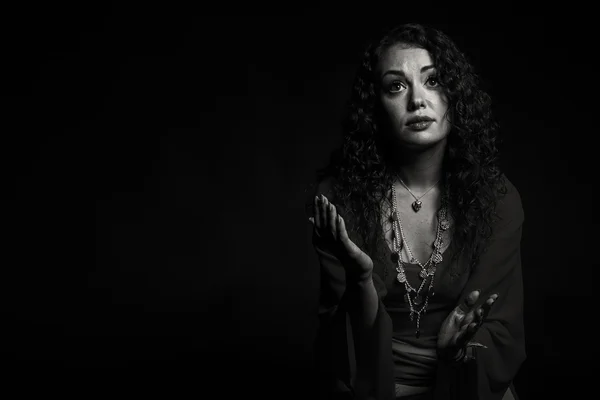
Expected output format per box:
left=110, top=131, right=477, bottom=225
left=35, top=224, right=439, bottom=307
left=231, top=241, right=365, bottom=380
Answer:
left=412, top=200, right=422, bottom=212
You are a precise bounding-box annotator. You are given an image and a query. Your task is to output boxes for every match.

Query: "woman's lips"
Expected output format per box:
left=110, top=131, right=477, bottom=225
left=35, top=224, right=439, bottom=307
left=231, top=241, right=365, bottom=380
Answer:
left=406, top=120, right=433, bottom=130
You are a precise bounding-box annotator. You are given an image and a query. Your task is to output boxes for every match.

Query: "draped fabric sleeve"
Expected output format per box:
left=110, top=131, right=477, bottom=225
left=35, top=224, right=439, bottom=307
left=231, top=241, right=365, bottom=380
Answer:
left=434, top=177, right=526, bottom=400
left=311, top=178, right=395, bottom=400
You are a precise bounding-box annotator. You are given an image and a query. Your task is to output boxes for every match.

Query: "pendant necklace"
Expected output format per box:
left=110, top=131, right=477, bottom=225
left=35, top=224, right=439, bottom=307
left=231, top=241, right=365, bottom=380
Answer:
left=397, top=177, right=440, bottom=212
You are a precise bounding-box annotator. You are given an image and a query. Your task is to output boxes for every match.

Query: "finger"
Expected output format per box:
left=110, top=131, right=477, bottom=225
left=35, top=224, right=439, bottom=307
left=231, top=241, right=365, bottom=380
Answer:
left=474, top=307, right=484, bottom=325
left=480, top=294, right=498, bottom=321
left=328, top=203, right=338, bottom=239
left=314, top=196, right=322, bottom=229
left=308, top=217, right=314, bottom=225
left=319, top=195, right=328, bottom=230
left=460, top=310, right=476, bottom=328
left=455, top=322, right=477, bottom=347
left=337, top=215, right=353, bottom=250
left=467, top=342, right=487, bottom=349
left=466, top=302, right=492, bottom=343
left=465, top=292, right=497, bottom=328
left=467, top=322, right=479, bottom=337
left=457, top=290, right=480, bottom=315
left=323, top=197, right=332, bottom=235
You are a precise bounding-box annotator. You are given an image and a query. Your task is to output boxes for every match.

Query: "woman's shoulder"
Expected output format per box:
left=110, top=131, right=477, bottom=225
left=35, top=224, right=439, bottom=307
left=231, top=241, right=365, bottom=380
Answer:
left=495, top=173, right=525, bottom=226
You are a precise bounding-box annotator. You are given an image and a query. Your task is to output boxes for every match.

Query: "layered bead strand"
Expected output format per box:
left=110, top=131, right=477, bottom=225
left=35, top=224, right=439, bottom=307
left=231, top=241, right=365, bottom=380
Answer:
left=390, top=184, right=450, bottom=338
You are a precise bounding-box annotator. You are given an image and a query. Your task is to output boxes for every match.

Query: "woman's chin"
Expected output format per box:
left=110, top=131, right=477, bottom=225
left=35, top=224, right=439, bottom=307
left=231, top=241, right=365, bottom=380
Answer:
left=397, top=133, right=447, bottom=149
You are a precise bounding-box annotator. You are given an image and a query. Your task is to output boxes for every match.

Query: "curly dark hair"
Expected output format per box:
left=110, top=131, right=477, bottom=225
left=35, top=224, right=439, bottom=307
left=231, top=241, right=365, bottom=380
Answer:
left=309, top=22, right=507, bottom=278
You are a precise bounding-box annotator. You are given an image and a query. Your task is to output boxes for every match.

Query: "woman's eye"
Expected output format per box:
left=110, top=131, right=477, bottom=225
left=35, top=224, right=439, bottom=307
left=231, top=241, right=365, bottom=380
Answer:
left=426, top=76, right=440, bottom=87
left=389, top=81, right=405, bottom=93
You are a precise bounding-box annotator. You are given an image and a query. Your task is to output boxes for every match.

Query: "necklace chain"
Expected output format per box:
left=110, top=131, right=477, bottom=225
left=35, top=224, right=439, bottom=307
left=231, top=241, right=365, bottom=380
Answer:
left=396, top=176, right=440, bottom=212
left=390, top=182, right=450, bottom=338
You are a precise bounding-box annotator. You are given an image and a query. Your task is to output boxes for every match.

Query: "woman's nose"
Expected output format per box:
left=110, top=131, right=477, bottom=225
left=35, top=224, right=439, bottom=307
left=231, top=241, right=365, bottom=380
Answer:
left=407, top=87, right=426, bottom=111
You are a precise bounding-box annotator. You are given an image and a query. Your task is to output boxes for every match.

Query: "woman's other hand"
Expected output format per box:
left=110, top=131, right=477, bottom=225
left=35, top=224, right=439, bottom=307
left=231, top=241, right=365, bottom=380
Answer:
left=436, top=289, right=498, bottom=361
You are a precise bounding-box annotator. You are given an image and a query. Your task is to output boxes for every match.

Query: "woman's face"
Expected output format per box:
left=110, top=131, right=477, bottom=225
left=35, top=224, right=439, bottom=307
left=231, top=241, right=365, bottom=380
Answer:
left=377, top=44, right=451, bottom=149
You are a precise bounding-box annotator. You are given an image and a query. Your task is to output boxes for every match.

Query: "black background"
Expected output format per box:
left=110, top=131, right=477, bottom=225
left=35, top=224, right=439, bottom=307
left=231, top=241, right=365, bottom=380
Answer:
left=4, top=3, right=596, bottom=398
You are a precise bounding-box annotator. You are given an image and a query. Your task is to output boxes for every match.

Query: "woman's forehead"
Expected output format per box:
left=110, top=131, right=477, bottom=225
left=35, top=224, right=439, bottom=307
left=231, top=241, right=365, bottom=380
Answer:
left=378, top=46, right=434, bottom=74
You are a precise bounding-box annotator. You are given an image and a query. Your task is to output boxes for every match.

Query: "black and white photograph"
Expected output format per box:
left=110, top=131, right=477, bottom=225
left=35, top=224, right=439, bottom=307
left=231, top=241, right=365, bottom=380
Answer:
left=4, top=4, right=594, bottom=399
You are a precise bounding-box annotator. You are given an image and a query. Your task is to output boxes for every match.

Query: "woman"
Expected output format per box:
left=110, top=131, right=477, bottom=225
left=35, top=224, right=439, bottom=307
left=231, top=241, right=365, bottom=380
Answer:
left=308, top=23, right=525, bottom=400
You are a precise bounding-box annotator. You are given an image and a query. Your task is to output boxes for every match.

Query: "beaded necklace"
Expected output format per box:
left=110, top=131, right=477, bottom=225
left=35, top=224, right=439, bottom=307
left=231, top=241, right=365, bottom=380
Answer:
left=390, top=183, right=451, bottom=338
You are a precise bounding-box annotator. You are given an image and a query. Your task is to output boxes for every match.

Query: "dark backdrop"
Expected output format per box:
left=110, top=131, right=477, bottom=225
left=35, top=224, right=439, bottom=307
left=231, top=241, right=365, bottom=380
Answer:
left=4, top=4, right=596, bottom=399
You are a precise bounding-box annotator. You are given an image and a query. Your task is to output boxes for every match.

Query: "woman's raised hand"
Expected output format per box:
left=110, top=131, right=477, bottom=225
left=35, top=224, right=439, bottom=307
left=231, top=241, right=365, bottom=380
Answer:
left=309, top=194, right=374, bottom=283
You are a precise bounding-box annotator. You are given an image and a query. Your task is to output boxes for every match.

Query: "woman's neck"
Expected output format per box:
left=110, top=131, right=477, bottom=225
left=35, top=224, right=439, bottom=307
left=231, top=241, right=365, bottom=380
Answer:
left=389, top=140, right=446, bottom=191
